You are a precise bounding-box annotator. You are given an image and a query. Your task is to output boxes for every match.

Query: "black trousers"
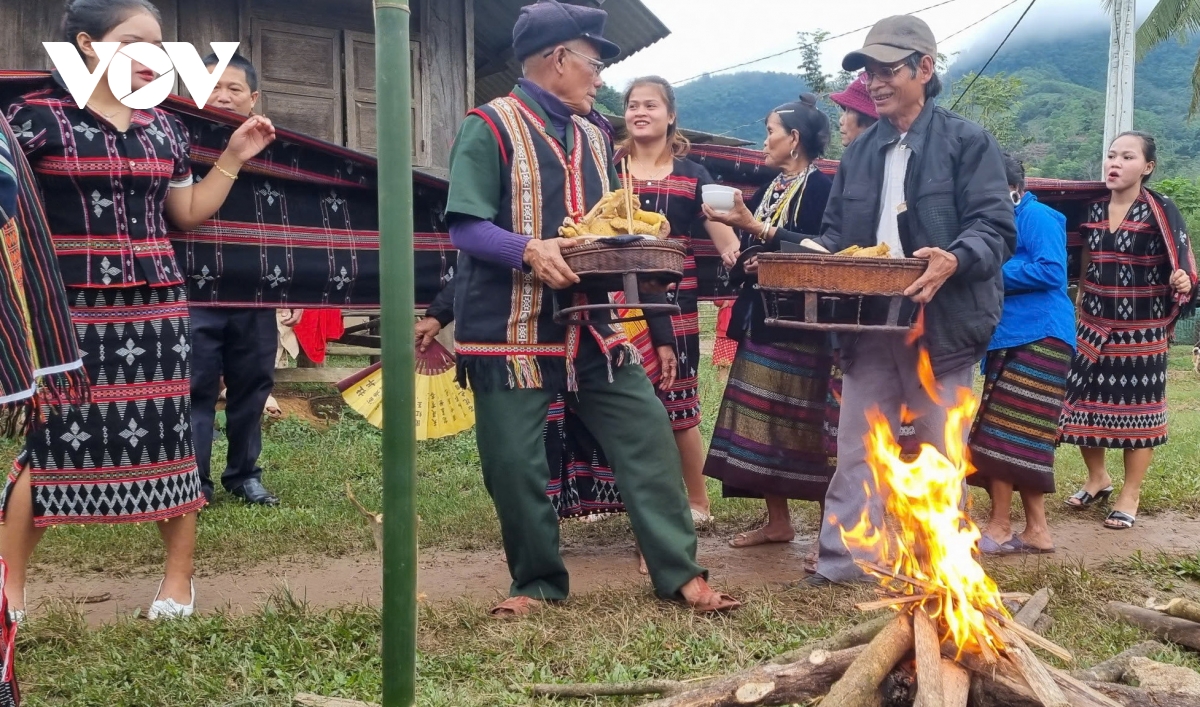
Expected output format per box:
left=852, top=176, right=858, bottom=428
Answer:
left=189, top=306, right=278, bottom=495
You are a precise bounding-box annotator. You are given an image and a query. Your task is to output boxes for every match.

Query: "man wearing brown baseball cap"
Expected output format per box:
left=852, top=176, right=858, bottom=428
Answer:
left=804, top=15, right=1016, bottom=586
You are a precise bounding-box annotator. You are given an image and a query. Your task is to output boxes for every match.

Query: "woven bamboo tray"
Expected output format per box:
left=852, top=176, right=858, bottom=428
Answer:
left=553, top=238, right=685, bottom=326
left=562, top=238, right=686, bottom=287
left=757, top=252, right=925, bottom=295
left=755, top=253, right=926, bottom=333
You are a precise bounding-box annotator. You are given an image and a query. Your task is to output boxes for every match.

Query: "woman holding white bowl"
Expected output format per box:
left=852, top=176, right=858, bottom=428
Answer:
left=701, top=95, right=836, bottom=554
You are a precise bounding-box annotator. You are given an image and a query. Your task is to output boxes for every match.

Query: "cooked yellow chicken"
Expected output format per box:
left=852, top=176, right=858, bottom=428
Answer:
left=835, top=243, right=891, bottom=258
left=558, top=189, right=670, bottom=239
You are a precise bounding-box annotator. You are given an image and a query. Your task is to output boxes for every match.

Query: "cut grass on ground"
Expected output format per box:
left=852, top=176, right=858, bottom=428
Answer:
left=15, top=555, right=1200, bottom=706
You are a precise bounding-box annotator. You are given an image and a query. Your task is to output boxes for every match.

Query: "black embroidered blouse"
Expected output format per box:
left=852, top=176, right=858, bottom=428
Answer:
left=5, top=81, right=192, bottom=289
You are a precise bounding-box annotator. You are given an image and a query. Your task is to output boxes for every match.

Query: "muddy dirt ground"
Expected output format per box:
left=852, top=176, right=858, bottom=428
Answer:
left=26, top=512, right=1200, bottom=625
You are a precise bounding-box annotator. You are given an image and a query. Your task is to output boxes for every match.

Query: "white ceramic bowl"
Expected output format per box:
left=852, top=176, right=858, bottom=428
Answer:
left=701, top=185, right=739, bottom=212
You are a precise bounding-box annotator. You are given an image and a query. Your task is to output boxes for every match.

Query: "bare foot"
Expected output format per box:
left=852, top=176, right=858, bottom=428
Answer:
left=1016, top=528, right=1055, bottom=552
left=638, top=553, right=648, bottom=576
left=489, top=596, right=542, bottom=618
left=678, top=576, right=742, bottom=613
left=980, top=523, right=1014, bottom=546
left=728, top=526, right=794, bottom=548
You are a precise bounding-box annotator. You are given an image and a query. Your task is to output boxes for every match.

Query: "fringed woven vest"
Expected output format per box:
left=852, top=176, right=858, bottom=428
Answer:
left=454, top=93, right=636, bottom=392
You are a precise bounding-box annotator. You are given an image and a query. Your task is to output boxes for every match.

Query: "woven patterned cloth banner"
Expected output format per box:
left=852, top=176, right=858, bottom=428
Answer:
left=0, top=73, right=1111, bottom=309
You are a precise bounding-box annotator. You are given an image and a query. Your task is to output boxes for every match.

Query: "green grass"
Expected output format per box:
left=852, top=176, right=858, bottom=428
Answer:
left=15, top=559, right=1200, bottom=706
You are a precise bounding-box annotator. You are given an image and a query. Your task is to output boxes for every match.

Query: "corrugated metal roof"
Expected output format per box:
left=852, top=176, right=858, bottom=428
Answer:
left=475, top=0, right=670, bottom=104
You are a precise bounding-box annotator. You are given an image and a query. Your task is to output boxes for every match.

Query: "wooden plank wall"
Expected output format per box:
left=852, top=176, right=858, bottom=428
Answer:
left=423, top=0, right=468, bottom=168
left=0, top=0, right=180, bottom=71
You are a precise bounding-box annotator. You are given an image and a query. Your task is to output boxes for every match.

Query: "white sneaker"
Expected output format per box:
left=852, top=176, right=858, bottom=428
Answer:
left=148, top=579, right=195, bottom=621
left=6, top=609, right=24, bottom=626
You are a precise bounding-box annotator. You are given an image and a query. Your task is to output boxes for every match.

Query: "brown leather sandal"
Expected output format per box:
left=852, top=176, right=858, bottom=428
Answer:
left=489, top=596, right=542, bottom=618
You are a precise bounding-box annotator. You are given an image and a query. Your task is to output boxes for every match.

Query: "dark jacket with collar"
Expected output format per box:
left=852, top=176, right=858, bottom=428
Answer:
left=813, top=99, right=1016, bottom=377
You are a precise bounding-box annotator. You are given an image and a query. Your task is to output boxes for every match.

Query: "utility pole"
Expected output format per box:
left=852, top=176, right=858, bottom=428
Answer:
left=374, top=0, right=417, bottom=705
left=1103, top=0, right=1136, bottom=167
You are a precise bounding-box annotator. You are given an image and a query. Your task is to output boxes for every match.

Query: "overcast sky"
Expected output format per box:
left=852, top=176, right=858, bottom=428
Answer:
left=604, top=0, right=1161, bottom=88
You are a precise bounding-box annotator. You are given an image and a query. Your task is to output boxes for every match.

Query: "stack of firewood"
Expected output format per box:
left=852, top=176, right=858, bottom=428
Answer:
left=518, top=586, right=1200, bottom=706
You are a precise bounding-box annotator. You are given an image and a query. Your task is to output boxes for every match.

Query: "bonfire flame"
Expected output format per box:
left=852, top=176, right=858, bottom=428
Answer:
left=839, top=350, right=1009, bottom=657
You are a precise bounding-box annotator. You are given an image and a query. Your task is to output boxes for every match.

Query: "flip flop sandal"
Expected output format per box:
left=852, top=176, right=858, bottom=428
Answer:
left=489, top=596, right=542, bottom=618
left=688, top=592, right=742, bottom=614
left=1064, top=485, right=1114, bottom=508
left=1104, top=510, right=1136, bottom=530
left=728, top=529, right=793, bottom=549
left=1002, top=536, right=1056, bottom=555
left=690, top=508, right=712, bottom=527
left=264, top=395, right=283, bottom=419
left=979, top=535, right=1021, bottom=556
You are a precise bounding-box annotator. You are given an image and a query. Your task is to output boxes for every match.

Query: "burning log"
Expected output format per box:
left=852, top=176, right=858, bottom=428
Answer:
left=768, top=614, right=892, bottom=665
left=997, top=627, right=1070, bottom=707
left=638, top=645, right=866, bottom=707
left=986, top=610, right=1074, bottom=662
left=822, top=614, right=913, bottom=707
left=1014, top=587, right=1054, bottom=630
left=1070, top=642, right=1165, bottom=683
left=1106, top=602, right=1200, bottom=651
left=941, top=659, right=970, bottom=707
left=912, top=609, right=944, bottom=707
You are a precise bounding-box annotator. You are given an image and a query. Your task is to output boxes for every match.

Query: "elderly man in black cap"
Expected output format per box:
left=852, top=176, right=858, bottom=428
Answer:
left=804, top=15, right=1016, bottom=585
left=445, top=0, right=740, bottom=616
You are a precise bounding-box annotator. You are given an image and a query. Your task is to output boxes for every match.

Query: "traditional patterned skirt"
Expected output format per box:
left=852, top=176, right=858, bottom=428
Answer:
left=703, top=337, right=834, bottom=501
left=713, top=302, right=739, bottom=368
left=544, top=395, right=624, bottom=519
left=1059, top=323, right=1170, bottom=449
left=4, top=285, right=205, bottom=526
left=624, top=297, right=702, bottom=431
left=968, top=338, right=1073, bottom=493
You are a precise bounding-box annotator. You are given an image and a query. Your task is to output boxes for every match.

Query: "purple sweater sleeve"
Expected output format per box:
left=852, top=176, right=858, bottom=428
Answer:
left=449, top=217, right=530, bottom=271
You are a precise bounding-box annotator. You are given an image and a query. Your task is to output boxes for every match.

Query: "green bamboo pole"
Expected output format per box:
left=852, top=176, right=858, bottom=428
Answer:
left=374, top=1, right=417, bottom=705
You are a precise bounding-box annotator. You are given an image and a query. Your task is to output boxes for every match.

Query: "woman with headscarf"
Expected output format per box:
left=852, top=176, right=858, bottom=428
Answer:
left=829, top=74, right=879, bottom=148
left=700, top=95, right=834, bottom=550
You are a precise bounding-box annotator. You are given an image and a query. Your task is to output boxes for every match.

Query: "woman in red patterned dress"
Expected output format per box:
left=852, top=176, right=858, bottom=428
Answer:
left=2, top=0, right=275, bottom=621
left=617, top=77, right=740, bottom=524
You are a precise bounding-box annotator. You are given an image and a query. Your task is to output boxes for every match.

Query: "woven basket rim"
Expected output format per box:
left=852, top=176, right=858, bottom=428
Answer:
left=757, top=252, right=926, bottom=270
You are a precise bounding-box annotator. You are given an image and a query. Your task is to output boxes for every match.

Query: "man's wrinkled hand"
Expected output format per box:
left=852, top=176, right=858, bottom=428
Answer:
left=414, top=316, right=442, bottom=352
left=904, top=247, right=958, bottom=304
left=523, top=238, right=582, bottom=289
left=279, top=309, right=303, bottom=327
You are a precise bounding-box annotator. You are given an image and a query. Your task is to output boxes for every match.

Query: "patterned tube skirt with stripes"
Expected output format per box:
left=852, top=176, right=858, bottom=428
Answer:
left=968, top=338, right=1074, bottom=494
left=2, top=284, right=205, bottom=526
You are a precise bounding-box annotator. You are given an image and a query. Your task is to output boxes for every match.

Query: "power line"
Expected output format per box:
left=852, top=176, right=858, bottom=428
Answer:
left=670, top=0, right=970, bottom=86
left=941, top=0, right=1023, bottom=43
left=704, top=0, right=1030, bottom=139
left=949, top=0, right=1038, bottom=111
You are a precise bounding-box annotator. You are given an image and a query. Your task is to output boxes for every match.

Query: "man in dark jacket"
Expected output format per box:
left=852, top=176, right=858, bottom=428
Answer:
left=807, top=15, right=1016, bottom=584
